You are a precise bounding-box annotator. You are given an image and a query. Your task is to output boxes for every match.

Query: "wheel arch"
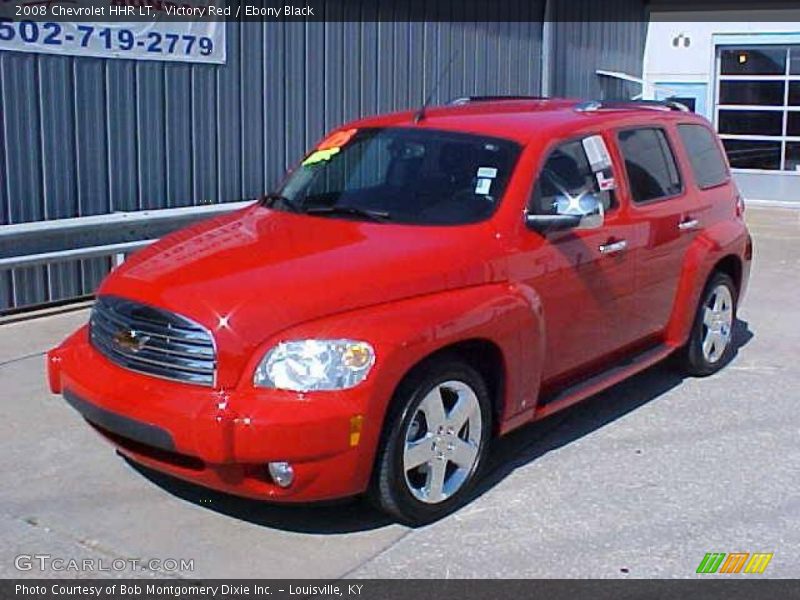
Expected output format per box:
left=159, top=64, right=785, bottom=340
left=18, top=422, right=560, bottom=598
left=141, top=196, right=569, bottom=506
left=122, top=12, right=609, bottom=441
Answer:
left=267, top=282, right=543, bottom=496
left=665, top=223, right=749, bottom=347
left=712, top=254, right=744, bottom=297
left=394, top=338, right=507, bottom=435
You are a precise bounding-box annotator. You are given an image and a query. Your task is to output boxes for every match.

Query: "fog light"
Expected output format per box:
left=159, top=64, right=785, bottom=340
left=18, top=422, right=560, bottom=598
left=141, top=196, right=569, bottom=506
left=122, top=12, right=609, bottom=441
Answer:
left=268, top=461, right=294, bottom=488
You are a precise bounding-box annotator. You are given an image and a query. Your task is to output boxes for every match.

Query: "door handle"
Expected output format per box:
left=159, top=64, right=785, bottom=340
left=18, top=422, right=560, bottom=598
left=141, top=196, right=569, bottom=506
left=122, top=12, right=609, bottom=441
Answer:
left=598, top=240, right=627, bottom=256
left=678, top=218, right=699, bottom=232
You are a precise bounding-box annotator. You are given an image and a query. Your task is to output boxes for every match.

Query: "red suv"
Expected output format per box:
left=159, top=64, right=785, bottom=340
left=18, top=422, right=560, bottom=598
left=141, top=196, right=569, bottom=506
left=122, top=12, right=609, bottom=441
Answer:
left=47, top=98, right=752, bottom=524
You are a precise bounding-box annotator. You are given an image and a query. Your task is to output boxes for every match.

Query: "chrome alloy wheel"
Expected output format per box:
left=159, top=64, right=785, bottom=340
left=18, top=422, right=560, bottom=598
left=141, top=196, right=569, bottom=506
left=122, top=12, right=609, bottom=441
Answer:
left=402, top=380, right=483, bottom=504
left=702, top=284, right=734, bottom=364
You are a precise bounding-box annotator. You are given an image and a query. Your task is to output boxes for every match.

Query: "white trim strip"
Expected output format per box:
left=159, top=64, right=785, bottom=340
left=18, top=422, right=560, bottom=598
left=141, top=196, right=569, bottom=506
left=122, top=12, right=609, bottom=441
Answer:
left=0, top=201, right=253, bottom=238
left=720, top=135, right=800, bottom=142
left=745, top=198, right=800, bottom=209
left=718, top=75, right=800, bottom=81
left=717, top=105, right=799, bottom=111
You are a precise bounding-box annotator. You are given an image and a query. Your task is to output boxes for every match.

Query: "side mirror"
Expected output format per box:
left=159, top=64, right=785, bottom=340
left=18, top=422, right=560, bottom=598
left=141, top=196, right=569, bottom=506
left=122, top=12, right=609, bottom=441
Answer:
left=525, top=193, right=604, bottom=234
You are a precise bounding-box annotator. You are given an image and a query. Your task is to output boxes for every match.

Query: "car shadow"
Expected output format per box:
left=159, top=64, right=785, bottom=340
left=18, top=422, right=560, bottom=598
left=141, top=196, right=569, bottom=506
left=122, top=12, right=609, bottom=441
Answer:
left=128, top=319, right=753, bottom=533
left=126, top=458, right=395, bottom=533
left=470, top=317, right=754, bottom=509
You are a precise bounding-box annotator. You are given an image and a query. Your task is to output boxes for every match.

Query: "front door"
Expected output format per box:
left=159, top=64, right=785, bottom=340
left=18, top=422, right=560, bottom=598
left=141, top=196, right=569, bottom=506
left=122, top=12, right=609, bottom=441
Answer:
left=519, top=134, right=637, bottom=386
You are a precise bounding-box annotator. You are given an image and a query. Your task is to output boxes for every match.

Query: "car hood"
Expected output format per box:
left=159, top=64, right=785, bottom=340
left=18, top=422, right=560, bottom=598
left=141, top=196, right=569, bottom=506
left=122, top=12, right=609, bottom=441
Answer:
left=99, top=204, right=507, bottom=386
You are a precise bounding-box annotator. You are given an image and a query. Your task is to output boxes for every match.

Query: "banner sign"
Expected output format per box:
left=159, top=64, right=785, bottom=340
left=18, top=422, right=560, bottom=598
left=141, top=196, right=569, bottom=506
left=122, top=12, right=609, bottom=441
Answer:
left=0, top=2, right=226, bottom=64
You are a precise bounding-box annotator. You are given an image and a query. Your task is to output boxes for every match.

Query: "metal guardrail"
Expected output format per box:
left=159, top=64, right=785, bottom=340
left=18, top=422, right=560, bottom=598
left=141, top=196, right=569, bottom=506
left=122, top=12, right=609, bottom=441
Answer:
left=0, top=239, right=158, bottom=270
left=0, top=201, right=253, bottom=270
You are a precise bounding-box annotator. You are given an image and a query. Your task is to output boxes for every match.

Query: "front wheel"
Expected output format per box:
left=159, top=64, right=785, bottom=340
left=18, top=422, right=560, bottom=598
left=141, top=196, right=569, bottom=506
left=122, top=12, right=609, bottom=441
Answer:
left=370, top=357, right=492, bottom=525
left=677, top=271, right=737, bottom=376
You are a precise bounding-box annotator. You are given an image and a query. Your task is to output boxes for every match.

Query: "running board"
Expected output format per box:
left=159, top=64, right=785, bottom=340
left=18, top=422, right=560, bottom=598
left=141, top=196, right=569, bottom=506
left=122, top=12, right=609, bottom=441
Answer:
left=534, top=343, right=674, bottom=420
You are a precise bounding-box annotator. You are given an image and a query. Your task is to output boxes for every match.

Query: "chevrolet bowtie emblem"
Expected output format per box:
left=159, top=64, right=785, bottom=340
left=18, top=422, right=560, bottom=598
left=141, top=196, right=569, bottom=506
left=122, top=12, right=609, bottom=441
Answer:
left=112, top=329, right=150, bottom=353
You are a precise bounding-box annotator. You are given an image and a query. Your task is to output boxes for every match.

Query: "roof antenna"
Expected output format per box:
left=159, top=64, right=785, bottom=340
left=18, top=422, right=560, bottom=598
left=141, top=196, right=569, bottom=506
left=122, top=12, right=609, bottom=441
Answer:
left=414, top=49, right=461, bottom=124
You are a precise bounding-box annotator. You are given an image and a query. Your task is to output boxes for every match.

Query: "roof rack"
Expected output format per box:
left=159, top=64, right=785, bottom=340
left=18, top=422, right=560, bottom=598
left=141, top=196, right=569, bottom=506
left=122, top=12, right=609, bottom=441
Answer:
left=575, top=99, right=690, bottom=113
left=448, top=95, right=548, bottom=105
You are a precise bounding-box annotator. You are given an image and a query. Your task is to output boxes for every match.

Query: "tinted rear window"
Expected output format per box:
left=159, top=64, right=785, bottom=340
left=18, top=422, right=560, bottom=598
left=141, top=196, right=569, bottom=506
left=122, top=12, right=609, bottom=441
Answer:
left=677, top=124, right=730, bottom=189
left=618, top=128, right=683, bottom=203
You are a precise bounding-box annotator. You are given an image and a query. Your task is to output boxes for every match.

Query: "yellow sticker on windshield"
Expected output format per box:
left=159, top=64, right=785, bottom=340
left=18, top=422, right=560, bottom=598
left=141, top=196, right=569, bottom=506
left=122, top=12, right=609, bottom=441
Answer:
left=301, top=128, right=357, bottom=167
left=302, top=147, right=341, bottom=166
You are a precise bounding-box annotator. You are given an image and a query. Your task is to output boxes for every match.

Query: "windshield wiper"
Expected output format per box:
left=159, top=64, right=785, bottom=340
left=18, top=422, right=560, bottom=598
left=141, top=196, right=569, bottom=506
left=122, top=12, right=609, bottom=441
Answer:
left=260, top=192, right=302, bottom=213
left=303, top=206, right=392, bottom=222
left=263, top=194, right=392, bottom=222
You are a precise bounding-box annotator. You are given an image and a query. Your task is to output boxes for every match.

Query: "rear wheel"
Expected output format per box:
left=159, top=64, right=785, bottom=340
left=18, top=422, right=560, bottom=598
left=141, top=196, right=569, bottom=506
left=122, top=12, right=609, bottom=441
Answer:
left=677, top=271, right=737, bottom=376
left=370, top=357, right=492, bottom=525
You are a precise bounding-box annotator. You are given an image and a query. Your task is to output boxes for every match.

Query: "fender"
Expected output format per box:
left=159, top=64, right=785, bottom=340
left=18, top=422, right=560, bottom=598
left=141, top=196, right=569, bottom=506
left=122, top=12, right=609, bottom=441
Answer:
left=235, top=282, right=545, bottom=487
left=665, top=220, right=748, bottom=347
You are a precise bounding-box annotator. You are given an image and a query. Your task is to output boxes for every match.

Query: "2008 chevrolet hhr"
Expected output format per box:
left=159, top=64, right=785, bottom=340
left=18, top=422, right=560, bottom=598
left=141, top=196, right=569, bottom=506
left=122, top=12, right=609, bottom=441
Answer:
left=48, top=98, right=752, bottom=524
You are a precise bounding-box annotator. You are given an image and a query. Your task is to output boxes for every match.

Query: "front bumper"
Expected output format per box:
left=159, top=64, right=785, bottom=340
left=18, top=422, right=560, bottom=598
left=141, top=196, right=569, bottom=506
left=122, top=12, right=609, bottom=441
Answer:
left=47, top=327, right=379, bottom=502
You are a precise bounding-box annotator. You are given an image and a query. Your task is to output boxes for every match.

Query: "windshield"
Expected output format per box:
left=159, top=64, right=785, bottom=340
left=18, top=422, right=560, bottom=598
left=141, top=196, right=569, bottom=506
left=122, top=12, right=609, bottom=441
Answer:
left=267, top=127, right=521, bottom=225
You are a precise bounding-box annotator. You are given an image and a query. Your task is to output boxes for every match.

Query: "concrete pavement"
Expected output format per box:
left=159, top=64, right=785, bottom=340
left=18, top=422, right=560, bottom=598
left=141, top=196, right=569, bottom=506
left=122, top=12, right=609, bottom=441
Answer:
left=1, top=206, right=798, bottom=579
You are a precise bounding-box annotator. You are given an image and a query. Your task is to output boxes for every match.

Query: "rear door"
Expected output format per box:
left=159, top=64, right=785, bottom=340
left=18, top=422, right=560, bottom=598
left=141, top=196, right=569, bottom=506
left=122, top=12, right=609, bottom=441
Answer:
left=615, top=125, right=707, bottom=341
left=674, top=122, right=737, bottom=233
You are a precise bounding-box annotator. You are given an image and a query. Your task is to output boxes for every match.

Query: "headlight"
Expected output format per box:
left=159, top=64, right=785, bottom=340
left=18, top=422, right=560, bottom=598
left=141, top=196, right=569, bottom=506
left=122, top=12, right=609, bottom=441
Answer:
left=253, top=339, right=375, bottom=391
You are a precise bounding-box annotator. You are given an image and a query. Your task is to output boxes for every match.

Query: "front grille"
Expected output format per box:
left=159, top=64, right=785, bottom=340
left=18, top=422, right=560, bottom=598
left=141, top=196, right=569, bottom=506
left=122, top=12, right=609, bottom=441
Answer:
left=89, top=295, right=217, bottom=386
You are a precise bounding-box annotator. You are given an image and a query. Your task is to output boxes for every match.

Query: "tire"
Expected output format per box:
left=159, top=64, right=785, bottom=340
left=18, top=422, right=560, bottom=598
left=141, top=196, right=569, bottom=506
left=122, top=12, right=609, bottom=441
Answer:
left=370, top=356, right=493, bottom=525
left=676, top=271, right=737, bottom=377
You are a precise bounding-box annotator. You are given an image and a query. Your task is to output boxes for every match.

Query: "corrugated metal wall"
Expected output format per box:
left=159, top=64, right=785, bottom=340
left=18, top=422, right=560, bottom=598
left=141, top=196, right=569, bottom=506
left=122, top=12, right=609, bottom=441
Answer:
left=0, top=0, right=648, bottom=312
left=548, top=1, right=649, bottom=99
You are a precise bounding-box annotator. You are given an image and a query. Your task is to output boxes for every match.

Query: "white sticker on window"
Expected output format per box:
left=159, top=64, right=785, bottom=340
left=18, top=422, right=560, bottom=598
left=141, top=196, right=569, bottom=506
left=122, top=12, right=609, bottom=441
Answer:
left=475, top=178, right=493, bottom=195
left=596, top=171, right=616, bottom=191
left=582, top=135, right=612, bottom=172
left=477, top=167, right=498, bottom=179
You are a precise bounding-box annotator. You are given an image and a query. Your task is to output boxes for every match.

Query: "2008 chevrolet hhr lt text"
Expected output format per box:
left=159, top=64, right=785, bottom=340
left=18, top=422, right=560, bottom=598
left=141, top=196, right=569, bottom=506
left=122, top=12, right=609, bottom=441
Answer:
left=47, top=98, right=752, bottom=524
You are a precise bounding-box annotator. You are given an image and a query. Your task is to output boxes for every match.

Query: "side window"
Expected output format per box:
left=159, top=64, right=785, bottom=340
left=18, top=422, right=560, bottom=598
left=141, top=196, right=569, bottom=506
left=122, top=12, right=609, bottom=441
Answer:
left=529, top=136, right=617, bottom=216
left=618, top=128, right=683, bottom=203
left=677, top=124, right=730, bottom=189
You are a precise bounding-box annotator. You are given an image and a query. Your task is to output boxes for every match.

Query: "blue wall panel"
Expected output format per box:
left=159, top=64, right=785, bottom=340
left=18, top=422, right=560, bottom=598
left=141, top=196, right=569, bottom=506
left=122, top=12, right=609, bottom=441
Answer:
left=0, top=3, right=647, bottom=311
left=107, top=61, right=139, bottom=212
left=39, top=55, right=81, bottom=303
left=283, top=21, right=306, bottom=169
left=263, top=21, right=286, bottom=188
left=217, top=21, right=242, bottom=205
left=136, top=62, right=167, bottom=210
left=165, top=63, right=194, bottom=207
left=1, top=52, right=47, bottom=307
left=240, top=23, right=265, bottom=200
left=190, top=66, right=218, bottom=204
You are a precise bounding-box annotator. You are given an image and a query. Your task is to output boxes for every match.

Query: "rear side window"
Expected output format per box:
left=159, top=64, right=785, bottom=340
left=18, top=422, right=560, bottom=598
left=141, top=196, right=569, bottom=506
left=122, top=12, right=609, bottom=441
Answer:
left=618, top=128, right=683, bottom=203
left=677, top=124, right=730, bottom=189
